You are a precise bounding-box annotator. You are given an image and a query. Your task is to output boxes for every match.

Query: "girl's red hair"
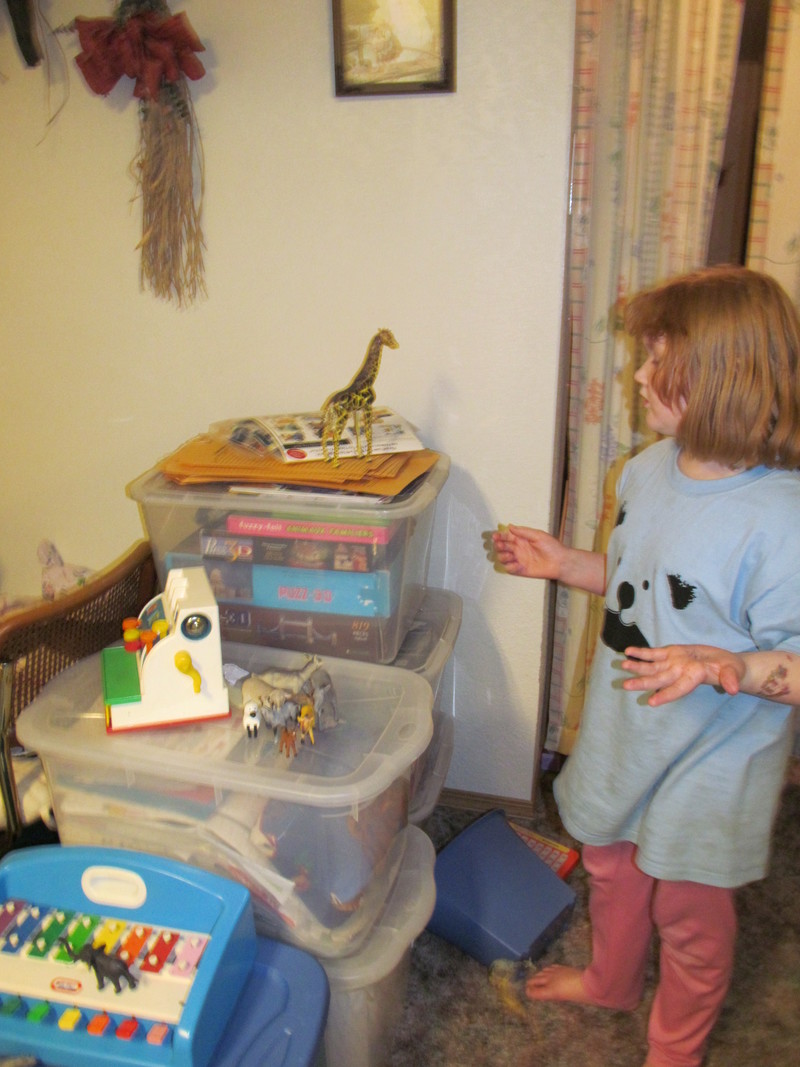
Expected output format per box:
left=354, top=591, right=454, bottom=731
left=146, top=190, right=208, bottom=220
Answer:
left=625, top=265, right=800, bottom=469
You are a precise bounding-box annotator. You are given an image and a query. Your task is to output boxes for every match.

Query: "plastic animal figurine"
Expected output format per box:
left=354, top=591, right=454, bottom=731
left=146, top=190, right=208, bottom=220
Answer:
left=240, top=684, right=294, bottom=741
left=298, top=702, right=315, bottom=744
left=278, top=726, right=297, bottom=758
left=59, top=938, right=138, bottom=993
left=242, top=700, right=262, bottom=738
left=241, top=675, right=290, bottom=717
left=320, top=328, right=399, bottom=464
left=306, top=667, right=337, bottom=729
left=240, top=657, right=338, bottom=755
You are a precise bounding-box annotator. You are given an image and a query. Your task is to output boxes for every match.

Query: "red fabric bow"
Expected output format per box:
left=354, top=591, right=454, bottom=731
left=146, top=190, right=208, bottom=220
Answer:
left=75, top=11, right=206, bottom=100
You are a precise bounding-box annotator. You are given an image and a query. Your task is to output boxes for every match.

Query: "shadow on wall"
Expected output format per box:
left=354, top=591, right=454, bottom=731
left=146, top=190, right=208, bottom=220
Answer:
left=428, top=462, right=529, bottom=784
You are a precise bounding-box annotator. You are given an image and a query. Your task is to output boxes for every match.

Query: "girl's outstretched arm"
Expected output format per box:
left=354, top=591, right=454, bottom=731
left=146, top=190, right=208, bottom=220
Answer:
left=622, top=645, right=800, bottom=707
left=492, top=524, right=606, bottom=595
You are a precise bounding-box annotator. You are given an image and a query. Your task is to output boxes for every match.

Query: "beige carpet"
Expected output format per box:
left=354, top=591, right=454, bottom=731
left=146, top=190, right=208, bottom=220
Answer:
left=389, top=760, right=800, bottom=1067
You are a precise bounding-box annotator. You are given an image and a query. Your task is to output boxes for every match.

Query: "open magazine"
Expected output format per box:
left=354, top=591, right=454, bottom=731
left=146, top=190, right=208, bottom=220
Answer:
left=216, top=407, right=425, bottom=463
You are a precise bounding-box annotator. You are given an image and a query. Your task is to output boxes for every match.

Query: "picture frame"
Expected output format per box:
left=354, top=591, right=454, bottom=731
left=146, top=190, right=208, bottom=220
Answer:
left=332, top=0, right=455, bottom=96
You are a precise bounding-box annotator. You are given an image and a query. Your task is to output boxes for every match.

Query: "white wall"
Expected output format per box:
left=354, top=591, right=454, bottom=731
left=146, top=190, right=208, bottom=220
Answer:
left=0, top=1, right=574, bottom=802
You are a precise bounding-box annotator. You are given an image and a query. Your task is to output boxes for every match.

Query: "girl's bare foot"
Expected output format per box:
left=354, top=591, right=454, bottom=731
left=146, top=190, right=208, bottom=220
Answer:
left=525, top=964, right=593, bottom=1003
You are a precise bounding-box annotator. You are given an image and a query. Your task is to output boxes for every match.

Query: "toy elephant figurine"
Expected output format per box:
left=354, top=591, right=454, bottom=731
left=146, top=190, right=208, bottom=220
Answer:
left=59, top=938, right=138, bottom=993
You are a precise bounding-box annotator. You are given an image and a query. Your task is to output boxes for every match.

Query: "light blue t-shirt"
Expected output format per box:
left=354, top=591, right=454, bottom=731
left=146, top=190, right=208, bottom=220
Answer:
left=554, top=439, right=800, bottom=887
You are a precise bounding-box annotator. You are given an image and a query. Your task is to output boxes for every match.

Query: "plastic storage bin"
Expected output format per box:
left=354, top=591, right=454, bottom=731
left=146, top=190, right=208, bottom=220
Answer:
left=390, top=588, right=462, bottom=823
left=320, top=825, right=435, bottom=1067
left=17, top=643, right=433, bottom=960
left=128, top=457, right=449, bottom=664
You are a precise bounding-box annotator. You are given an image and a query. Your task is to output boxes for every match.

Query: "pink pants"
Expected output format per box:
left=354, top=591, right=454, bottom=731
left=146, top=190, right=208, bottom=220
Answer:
left=580, top=841, right=736, bottom=1067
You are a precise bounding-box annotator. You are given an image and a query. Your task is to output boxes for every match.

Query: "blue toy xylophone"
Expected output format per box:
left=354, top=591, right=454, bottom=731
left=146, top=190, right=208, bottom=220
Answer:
left=0, top=846, right=328, bottom=1067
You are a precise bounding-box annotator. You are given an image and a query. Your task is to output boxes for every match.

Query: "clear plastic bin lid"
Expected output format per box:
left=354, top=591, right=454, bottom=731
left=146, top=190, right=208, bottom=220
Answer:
left=18, top=645, right=433, bottom=809
left=128, top=455, right=450, bottom=523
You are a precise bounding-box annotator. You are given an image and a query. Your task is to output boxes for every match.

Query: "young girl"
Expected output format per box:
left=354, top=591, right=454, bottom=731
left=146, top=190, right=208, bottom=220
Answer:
left=492, top=265, right=800, bottom=1067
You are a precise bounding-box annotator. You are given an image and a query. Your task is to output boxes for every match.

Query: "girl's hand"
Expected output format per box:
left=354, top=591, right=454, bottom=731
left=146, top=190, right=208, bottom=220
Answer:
left=492, top=524, right=569, bottom=581
left=492, top=524, right=607, bottom=593
left=621, top=645, right=745, bottom=707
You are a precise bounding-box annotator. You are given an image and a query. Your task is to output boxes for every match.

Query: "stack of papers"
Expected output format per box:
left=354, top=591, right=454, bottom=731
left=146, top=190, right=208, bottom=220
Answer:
left=158, top=409, right=440, bottom=498
left=222, top=408, right=425, bottom=463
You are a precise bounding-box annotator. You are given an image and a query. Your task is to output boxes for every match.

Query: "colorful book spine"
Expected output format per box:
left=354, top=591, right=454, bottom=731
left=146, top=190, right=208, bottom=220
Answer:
left=201, top=525, right=403, bottom=572
left=217, top=603, right=407, bottom=662
left=165, top=551, right=402, bottom=618
left=225, top=514, right=400, bottom=544
left=250, top=559, right=401, bottom=616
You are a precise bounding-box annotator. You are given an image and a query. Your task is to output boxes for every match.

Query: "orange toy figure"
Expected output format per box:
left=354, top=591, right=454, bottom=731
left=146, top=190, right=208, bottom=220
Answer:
left=320, top=329, right=399, bottom=464
left=278, top=726, right=298, bottom=758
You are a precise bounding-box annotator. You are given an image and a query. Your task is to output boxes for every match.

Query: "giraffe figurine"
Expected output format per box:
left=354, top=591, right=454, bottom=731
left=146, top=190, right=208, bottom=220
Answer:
left=320, top=328, right=399, bottom=465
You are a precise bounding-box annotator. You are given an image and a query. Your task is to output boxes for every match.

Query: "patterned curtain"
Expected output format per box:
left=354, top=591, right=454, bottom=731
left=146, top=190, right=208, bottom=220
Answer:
left=546, top=0, right=744, bottom=754
left=746, top=3, right=800, bottom=299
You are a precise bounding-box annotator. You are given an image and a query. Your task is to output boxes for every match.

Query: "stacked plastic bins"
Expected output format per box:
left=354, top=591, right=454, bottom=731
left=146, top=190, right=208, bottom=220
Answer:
left=84, top=455, right=459, bottom=1066
left=320, top=827, right=436, bottom=1067
left=307, top=587, right=461, bottom=1066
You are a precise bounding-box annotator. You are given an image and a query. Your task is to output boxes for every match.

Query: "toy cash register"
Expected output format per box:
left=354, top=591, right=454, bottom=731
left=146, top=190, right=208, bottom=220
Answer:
left=102, top=567, right=229, bottom=732
left=0, top=846, right=329, bottom=1067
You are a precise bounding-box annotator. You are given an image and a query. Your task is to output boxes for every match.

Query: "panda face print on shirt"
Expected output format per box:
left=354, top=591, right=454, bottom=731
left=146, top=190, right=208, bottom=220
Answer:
left=601, top=577, right=651, bottom=651
left=600, top=504, right=698, bottom=654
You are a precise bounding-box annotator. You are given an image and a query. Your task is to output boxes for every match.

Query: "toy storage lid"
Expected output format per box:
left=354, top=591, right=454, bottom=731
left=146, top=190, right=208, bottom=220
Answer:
left=213, top=936, right=329, bottom=1066
left=17, top=646, right=433, bottom=810
left=128, top=455, right=450, bottom=523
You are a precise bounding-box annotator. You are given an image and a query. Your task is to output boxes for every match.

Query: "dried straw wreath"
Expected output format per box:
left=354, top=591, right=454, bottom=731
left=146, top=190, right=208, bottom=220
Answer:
left=74, top=0, right=207, bottom=305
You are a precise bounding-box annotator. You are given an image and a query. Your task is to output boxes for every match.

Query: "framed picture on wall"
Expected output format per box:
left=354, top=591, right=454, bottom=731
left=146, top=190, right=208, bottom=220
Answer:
left=332, top=0, right=455, bottom=96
